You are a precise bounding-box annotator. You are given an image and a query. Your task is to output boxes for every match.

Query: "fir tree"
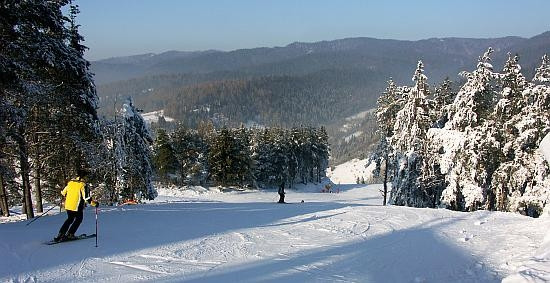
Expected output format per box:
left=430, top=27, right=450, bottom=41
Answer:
left=390, top=61, right=432, bottom=207
left=370, top=78, right=403, bottom=205
left=118, top=98, right=156, bottom=200
left=432, top=78, right=456, bottom=128
left=533, top=54, right=550, bottom=83
left=0, top=0, right=101, bottom=217
left=152, top=128, right=179, bottom=182
left=447, top=47, right=497, bottom=130
left=171, top=126, right=209, bottom=186
left=208, top=127, right=240, bottom=187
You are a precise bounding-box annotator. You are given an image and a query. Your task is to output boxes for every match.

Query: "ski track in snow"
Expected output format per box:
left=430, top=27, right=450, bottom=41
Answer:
left=0, top=181, right=548, bottom=282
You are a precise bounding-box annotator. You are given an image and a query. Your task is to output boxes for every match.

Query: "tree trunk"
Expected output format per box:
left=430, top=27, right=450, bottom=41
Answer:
left=317, top=166, right=321, bottom=183
left=383, top=158, right=388, bottom=206
left=33, top=133, right=43, bottom=213
left=34, top=165, right=43, bottom=213
left=17, top=137, right=34, bottom=219
left=0, top=174, right=9, bottom=217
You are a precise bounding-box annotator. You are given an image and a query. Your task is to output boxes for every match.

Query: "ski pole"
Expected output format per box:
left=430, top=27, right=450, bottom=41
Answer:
left=95, top=205, right=98, bottom=247
left=25, top=204, right=58, bottom=226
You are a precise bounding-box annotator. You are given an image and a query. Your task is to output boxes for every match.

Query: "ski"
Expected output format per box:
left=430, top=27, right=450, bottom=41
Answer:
left=45, top=234, right=96, bottom=245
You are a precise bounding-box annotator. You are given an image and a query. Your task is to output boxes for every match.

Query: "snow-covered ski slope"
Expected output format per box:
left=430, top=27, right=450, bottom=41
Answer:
left=1, top=162, right=549, bottom=282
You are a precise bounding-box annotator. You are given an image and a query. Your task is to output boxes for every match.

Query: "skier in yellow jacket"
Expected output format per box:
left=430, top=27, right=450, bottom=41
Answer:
left=54, top=169, right=98, bottom=242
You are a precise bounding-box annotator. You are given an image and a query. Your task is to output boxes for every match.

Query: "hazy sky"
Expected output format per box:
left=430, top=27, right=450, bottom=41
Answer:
left=75, top=0, right=550, bottom=61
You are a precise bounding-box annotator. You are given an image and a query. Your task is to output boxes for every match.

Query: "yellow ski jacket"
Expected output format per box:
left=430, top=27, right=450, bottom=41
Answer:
left=61, top=177, right=90, bottom=211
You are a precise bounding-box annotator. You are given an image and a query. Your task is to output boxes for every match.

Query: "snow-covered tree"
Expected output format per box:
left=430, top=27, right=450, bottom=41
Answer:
left=232, top=126, right=255, bottom=188
left=447, top=48, right=497, bottom=130
left=432, top=78, right=456, bottom=128
left=533, top=54, right=550, bottom=84
left=370, top=78, right=404, bottom=205
left=252, top=128, right=289, bottom=188
left=118, top=98, right=156, bottom=200
left=431, top=48, right=502, bottom=211
left=0, top=0, right=102, bottom=217
left=389, top=61, right=433, bottom=207
left=407, top=49, right=550, bottom=215
left=490, top=54, right=550, bottom=215
left=208, top=127, right=243, bottom=187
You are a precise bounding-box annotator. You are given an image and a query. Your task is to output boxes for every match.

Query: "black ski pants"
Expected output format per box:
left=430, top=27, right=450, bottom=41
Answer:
left=58, top=209, right=83, bottom=236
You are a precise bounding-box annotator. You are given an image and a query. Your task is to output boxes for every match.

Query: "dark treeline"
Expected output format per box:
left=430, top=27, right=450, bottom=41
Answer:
left=153, top=124, right=330, bottom=190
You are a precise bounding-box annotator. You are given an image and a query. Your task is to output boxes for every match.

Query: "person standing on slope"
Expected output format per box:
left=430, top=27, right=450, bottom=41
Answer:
left=54, top=169, right=98, bottom=242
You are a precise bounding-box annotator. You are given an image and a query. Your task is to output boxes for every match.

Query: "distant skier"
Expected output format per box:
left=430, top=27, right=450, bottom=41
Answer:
left=54, top=169, right=98, bottom=242
left=278, top=182, right=286, bottom=203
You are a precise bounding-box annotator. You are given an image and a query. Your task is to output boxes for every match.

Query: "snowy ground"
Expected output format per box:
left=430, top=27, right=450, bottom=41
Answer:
left=328, top=158, right=376, bottom=185
left=1, top=163, right=549, bottom=282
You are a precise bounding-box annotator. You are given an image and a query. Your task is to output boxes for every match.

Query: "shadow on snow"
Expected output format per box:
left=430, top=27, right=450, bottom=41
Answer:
left=0, top=199, right=361, bottom=278
left=171, top=218, right=500, bottom=283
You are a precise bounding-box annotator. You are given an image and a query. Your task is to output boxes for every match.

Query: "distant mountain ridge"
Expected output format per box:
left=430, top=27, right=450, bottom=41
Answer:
left=91, top=32, right=548, bottom=85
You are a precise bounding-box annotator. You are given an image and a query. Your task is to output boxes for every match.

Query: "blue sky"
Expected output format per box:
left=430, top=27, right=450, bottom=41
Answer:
left=75, top=0, right=550, bottom=60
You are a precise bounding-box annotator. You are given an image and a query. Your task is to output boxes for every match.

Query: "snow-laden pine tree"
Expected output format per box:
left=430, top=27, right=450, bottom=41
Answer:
left=233, top=127, right=255, bottom=188
left=252, top=128, right=289, bottom=188
left=533, top=54, right=550, bottom=84
left=314, top=126, right=330, bottom=183
left=117, top=98, right=156, bottom=200
left=429, top=48, right=502, bottom=211
left=490, top=54, right=550, bottom=216
left=490, top=53, right=529, bottom=210
left=416, top=78, right=457, bottom=208
left=208, top=127, right=244, bottom=187
left=38, top=2, right=102, bottom=210
left=389, top=61, right=433, bottom=207
left=1, top=0, right=102, bottom=217
left=369, top=78, right=405, bottom=204
left=432, top=78, right=456, bottom=128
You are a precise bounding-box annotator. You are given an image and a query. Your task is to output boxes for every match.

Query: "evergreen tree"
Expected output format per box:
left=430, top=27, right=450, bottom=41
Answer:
left=171, top=126, right=209, bottom=186
left=436, top=48, right=501, bottom=211
left=432, top=78, right=456, bottom=128
left=389, top=61, right=432, bottom=207
left=370, top=78, right=404, bottom=205
left=152, top=128, right=179, bottom=182
left=533, top=54, right=550, bottom=84
left=268, top=128, right=291, bottom=188
left=0, top=0, right=101, bottom=217
left=447, top=48, right=497, bottom=130
left=252, top=128, right=289, bottom=188
left=233, top=126, right=254, bottom=188
left=208, top=127, right=239, bottom=187
left=490, top=55, right=550, bottom=215
left=118, top=98, right=156, bottom=200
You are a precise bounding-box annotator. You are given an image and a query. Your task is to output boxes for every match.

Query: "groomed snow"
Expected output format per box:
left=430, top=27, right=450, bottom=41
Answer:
left=327, top=158, right=375, bottom=184
left=1, top=159, right=549, bottom=282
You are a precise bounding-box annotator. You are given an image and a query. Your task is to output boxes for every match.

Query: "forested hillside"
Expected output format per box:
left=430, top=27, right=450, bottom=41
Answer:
left=94, top=32, right=550, bottom=165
